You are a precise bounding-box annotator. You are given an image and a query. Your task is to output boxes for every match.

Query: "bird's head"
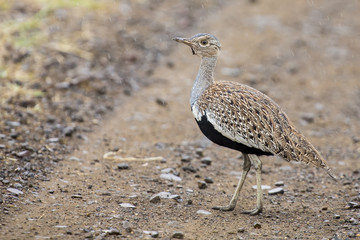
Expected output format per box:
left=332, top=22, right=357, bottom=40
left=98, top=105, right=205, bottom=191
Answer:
left=173, top=33, right=221, bottom=57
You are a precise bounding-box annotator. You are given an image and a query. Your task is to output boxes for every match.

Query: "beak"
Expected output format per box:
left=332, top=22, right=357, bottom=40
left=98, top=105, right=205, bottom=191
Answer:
left=173, top=37, right=196, bottom=55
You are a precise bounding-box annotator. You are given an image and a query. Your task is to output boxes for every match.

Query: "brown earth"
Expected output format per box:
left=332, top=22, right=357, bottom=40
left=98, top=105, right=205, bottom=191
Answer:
left=1, top=0, right=360, bottom=239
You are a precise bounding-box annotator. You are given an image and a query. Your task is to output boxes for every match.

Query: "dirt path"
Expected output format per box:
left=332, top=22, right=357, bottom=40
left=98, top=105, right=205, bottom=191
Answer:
left=2, top=0, right=360, bottom=239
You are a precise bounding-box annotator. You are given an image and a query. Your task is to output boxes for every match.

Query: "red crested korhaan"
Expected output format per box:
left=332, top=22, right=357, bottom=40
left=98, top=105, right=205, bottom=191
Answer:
left=173, top=33, right=335, bottom=215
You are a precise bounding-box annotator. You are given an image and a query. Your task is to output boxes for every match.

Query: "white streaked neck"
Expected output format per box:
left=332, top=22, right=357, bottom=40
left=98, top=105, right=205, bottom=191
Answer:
left=190, top=56, right=217, bottom=107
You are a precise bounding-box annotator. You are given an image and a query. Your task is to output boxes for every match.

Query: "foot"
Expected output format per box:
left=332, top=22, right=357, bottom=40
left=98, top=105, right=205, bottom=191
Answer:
left=212, top=204, right=235, bottom=211
left=241, top=207, right=262, bottom=215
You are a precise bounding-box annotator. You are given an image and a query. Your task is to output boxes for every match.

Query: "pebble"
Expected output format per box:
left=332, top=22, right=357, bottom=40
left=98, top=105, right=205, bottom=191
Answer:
left=352, top=136, right=360, bottom=144
left=119, top=203, right=136, bottom=208
left=197, top=181, right=208, bottom=189
left=181, top=154, right=192, bottom=162
left=275, top=181, right=284, bottom=187
left=14, top=183, right=22, bottom=189
left=62, top=126, right=76, bottom=137
left=186, top=188, right=194, bottom=193
left=151, top=192, right=181, bottom=201
left=149, top=195, right=161, bottom=204
left=7, top=187, right=23, bottom=195
left=103, top=228, right=121, bottom=236
left=268, top=187, right=284, bottom=195
left=253, top=222, right=261, bottom=229
left=300, top=112, right=315, bottom=125
left=122, top=220, right=132, bottom=233
left=160, top=173, right=182, bottom=182
left=47, top=137, right=59, bottom=143
left=182, top=166, right=197, bottom=173
left=252, top=185, right=271, bottom=190
left=24, top=162, right=31, bottom=170
left=143, top=230, right=159, bottom=238
left=69, top=156, right=81, bottom=161
left=172, top=231, right=185, bottom=239
left=71, top=194, right=83, bottom=199
left=117, top=163, right=129, bottom=170
left=201, top=157, right=212, bottom=165
left=161, top=168, right=179, bottom=175
left=334, top=214, right=340, bottom=219
left=17, top=150, right=30, bottom=158
left=204, top=177, right=214, bottom=184
left=196, top=209, right=212, bottom=215
left=346, top=201, right=359, bottom=209
left=6, top=121, right=21, bottom=127
left=195, top=148, right=204, bottom=157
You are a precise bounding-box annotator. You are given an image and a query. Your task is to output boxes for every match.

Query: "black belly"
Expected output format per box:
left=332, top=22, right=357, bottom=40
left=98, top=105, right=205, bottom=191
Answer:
left=196, top=115, right=273, bottom=156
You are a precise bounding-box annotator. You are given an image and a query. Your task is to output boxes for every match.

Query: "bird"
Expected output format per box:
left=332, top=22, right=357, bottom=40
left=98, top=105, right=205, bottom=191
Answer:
left=173, top=33, right=335, bottom=215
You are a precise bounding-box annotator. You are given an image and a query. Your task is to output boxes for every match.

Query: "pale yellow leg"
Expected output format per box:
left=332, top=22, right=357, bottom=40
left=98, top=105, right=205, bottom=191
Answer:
left=212, top=154, right=251, bottom=211
left=241, top=154, right=263, bottom=215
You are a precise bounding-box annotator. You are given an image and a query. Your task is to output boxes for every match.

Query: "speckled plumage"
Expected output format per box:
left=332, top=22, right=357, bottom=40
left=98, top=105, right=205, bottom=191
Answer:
left=193, top=81, right=330, bottom=170
left=173, top=33, right=334, bottom=215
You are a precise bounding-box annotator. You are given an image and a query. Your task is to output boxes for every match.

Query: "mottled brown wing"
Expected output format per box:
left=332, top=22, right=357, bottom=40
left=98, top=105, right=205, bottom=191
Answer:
left=197, top=81, right=330, bottom=169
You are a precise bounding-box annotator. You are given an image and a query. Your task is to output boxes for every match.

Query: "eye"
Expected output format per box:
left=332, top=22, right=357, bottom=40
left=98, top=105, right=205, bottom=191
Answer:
left=200, top=40, right=208, bottom=46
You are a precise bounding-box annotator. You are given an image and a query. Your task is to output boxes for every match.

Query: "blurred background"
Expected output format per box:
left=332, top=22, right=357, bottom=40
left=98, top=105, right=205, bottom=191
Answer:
left=0, top=0, right=359, bottom=239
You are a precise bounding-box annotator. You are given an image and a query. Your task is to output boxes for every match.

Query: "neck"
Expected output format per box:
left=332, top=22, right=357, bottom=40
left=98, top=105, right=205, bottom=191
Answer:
left=190, top=56, right=217, bottom=106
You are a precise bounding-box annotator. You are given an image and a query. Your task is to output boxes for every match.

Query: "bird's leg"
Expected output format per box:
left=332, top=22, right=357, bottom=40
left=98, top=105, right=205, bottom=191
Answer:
left=241, top=154, right=263, bottom=215
left=212, top=154, right=251, bottom=211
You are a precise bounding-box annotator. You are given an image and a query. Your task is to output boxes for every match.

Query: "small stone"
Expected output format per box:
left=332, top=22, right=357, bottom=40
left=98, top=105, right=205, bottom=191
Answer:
left=252, top=185, right=271, bottom=190
left=47, top=137, right=59, bottom=143
left=346, top=201, right=359, bottom=209
left=352, top=136, right=360, bottom=144
left=334, top=214, right=340, bottom=219
left=201, top=157, right=212, bottom=165
left=238, top=228, right=246, bottom=233
left=24, top=162, right=31, bottom=170
left=104, top=228, right=121, bottom=236
left=149, top=195, right=161, bottom=204
left=182, top=166, right=197, bottom=173
left=274, top=181, right=284, bottom=187
left=17, top=150, right=30, bottom=158
left=117, top=163, right=129, bottom=170
left=196, top=209, right=212, bottom=215
left=160, top=173, right=182, bottom=182
left=120, top=203, right=136, bottom=208
left=69, top=156, right=81, bottom=161
left=62, top=126, right=76, bottom=137
left=155, top=98, right=167, bottom=107
left=204, top=177, right=214, bottom=184
left=14, top=183, right=22, bottom=189
left=48, top=190, right=55, bottom=194
left=181, top=154, right=192, bottom=162
left=71, top=194, right=83, bottom=199
left=7, top=187, right=23, bottom=195
left=268, top=187, right=284, bottom=195
left=300, top=112, right=315, bottom=125
left=161, top=168, right=179, bottom=175
left=6, top=121, right=21, bottom=127
left=0, top=144, right=5, bottom=149
left=253, top=222, right=261, bottom=229
left=144, top=230, right=159, bottom=238
left=122, top=220, right=132, bottom=233
left=172, top=231, right=184, bottom=239
left=186, top=188, right=194, bottom=193
left=195, top=148, right=204, bottom=157
left=197, top=181, right=208, bottom=189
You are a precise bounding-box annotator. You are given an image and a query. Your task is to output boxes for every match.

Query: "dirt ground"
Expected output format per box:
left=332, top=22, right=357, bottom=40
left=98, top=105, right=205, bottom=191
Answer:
left=1, top=0, right=360, bottom=239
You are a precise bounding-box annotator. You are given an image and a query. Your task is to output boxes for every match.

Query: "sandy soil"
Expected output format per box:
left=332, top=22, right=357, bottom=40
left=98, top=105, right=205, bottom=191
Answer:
left=1, top=0, right=360, bottom=239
